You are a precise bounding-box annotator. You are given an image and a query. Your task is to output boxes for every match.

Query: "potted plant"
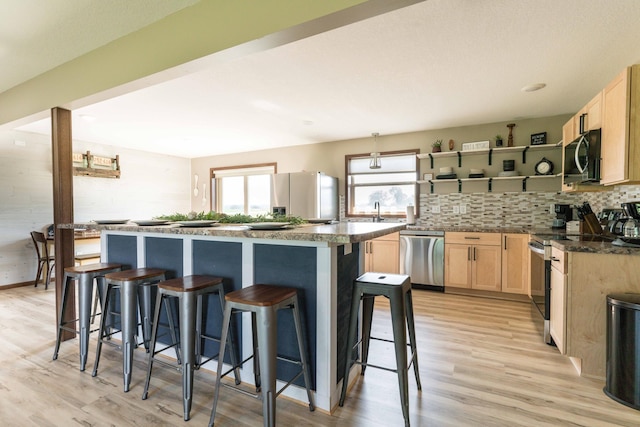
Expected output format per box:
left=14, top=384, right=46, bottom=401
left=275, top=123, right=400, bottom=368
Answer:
left=432, top=139, right=443, bottom=153
left=495, top=134, right=503, bottom=147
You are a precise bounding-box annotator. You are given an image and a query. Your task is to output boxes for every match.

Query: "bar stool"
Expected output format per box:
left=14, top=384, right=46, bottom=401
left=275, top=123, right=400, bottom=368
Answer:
left=52, top=262, right=123, bottom=371
left=339, top=273, right=421, bottom=427
left=208, top=284, right=315, bottom=427
left=92, top=268, right=167, bottom=392
left=142, top=275, right=241, bottom=421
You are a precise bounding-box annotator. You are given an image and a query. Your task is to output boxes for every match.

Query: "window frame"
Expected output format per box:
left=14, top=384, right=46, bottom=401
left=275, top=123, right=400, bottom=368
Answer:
left=210, top=163, right=277, bottom=214
left=345, top=149, right=419, bottom=219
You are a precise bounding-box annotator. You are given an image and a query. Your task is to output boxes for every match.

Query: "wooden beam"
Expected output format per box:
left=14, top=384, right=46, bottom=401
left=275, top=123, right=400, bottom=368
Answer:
left=51, top=107, right=75, bottom=340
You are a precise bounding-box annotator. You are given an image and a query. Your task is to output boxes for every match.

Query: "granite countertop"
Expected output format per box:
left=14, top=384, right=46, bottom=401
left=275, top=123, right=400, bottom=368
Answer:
left=406, top=225, right=548, bottom=234
left=552, top=239, right=640, bottom=256
left=59, top=222, right=406, bottom=245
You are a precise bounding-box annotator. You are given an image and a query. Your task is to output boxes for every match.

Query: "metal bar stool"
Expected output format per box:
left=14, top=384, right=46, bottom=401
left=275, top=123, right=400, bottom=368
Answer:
left=52, top=262, right=123, bottom=371
left=208, top=284, right=315, bottom=427
left=142, top=275, right=241, bottom=421
left=92, top=268, right=168, bottom=392
left=339, top=273, right=421, bottom=427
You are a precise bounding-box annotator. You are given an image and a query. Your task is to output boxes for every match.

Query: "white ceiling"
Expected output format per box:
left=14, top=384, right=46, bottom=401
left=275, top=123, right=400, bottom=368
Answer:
left=8, top=0, right=640, bottom=159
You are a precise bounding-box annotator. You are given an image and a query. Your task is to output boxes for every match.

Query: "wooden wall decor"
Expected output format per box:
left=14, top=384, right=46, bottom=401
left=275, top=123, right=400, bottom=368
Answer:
left=73, top=150, right=120, bottom=178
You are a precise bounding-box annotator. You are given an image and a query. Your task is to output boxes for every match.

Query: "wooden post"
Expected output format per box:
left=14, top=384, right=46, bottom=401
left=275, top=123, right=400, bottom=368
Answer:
left=51, top=107, right=75, bottom=340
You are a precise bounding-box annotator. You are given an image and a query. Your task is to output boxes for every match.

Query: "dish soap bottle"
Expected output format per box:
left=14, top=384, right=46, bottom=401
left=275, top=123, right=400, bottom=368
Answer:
left=623, top=217, right=638, bottom=238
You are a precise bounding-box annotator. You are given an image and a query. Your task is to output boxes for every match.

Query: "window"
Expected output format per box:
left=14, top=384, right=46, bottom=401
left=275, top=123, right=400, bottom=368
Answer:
left=211, top=164, right=276, bottom=215
left=346, top=150, right=418, bottom=217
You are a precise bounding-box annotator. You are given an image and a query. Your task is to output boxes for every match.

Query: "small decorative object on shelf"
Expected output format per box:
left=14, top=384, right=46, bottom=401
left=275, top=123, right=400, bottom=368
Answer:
left=432, top=139, right=443, bottom=153
left=530, top=131, right=547, bottom=145
left=495, top=134, right=503, bottom=147
left=507, top=123, right=516, bottom=147
left=448, top=139, right=455, bottom=151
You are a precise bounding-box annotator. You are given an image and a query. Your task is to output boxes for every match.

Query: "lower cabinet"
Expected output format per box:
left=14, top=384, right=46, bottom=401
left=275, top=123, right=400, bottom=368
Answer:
left=549, top=247, right=567, bottom=355
left=364, top=231, right=399, bottom=273
left=501, top=233, right=530, bottom=295
left=444, top=232, right=502, bottom=291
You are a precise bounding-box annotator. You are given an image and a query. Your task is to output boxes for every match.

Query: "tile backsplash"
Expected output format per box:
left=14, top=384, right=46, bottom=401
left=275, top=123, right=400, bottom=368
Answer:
left=413, top=185, right=640, bottom=229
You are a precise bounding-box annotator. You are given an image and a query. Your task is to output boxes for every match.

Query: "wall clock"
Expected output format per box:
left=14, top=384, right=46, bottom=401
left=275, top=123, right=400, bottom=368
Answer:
left=534, top=157, right=554, bottom=175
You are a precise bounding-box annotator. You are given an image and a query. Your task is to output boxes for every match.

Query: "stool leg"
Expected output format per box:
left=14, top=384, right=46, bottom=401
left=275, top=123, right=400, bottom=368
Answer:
left=251, top=312, right=261, bottom=392
left=339, top=287, right=362, bottom=406
left=216, top=290, right=241, bottom=385
left=389, top=289, right=410, bottom=427
left=256, top=307, right=278, bottom=427
left=405, top=289, right=421, bottom=390
left=360, top=295, right=375, bottom=375
left=93, top=282, right=114, bottom=377
left=142, top=291, right=165, bottom=400
left=208, top=304, right=233, bottom=427
left=179, top=292, right=197, bottom=421
left=52, top=273, right=72, bottom=361
left=137, top=282, right=155, bottom=351
left=291, top=296, right=315, bottom=411
left=121, top=281, right=138, bottom=392
left=77, top=273, right=94, bottom=371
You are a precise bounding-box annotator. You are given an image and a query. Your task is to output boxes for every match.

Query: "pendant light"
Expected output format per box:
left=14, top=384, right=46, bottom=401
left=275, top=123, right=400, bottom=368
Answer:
left=369, top=132, right=381, bottom=169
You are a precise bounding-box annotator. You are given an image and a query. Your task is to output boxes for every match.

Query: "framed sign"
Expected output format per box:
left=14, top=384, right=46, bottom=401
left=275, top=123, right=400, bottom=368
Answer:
left=530, top=132, right=547, bottom=146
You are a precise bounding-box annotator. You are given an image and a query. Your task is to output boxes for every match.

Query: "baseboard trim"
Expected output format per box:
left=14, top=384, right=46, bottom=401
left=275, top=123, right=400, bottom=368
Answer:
left=0, top=281, right=40, bottom=290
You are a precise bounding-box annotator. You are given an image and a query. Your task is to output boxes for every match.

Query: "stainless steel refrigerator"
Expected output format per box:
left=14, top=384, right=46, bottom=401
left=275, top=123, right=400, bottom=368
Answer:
left=270, top=172, right=338, bottom=220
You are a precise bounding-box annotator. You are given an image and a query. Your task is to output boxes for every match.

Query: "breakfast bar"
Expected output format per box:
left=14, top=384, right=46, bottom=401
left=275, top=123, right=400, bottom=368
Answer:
left=59, top=221, right=405, bottom=413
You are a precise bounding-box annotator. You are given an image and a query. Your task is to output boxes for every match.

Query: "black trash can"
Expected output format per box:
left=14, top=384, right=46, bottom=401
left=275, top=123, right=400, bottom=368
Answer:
left=605, top=293, right=640, bottom=410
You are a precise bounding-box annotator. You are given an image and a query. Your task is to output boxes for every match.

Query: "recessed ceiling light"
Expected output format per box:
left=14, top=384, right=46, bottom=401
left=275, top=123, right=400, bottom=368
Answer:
left=521, top=83, right=546, bottom=92
left=79, top=114, right=97, bottom=122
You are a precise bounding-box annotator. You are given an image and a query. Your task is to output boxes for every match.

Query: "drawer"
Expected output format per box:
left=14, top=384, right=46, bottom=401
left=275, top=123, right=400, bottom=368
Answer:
left=550, top=246, right=567, bottom=274
left=445, top=232, right=502, bottom=246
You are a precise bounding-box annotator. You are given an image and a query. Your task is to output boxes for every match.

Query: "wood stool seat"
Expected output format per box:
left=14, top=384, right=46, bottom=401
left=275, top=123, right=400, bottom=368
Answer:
left=93, top=267, right=167, bottom=392
left=209, top=284, right=315, bottom=427
left=225, top=284, right=298, bottom=306
left=53, top=262, right=123, bottom=371
left=142, top=275, right=240, bottom=421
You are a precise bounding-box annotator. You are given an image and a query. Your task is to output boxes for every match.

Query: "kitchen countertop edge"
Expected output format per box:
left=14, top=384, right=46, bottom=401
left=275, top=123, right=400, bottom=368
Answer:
left=58, top=222, right=406, bottom=244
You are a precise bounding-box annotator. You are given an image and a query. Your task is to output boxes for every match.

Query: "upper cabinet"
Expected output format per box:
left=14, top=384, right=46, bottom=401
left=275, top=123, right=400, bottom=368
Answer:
left=601, top=65, right=640, bottom=185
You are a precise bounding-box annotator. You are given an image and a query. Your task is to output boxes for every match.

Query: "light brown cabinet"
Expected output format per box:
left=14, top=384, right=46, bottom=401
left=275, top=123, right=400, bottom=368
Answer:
left=364, top=232, right=399, bottom=273
left=444, top=232, right=501, bottom=291
left=549, top=246, right=567, bottom=355
left=601, top=64, right=640, bottom=185
left=501, top=233, right=529, bottom=295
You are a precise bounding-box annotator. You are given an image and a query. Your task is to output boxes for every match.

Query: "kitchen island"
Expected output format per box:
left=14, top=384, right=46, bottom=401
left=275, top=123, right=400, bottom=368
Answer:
left=59, top=221, right=405, bottom=412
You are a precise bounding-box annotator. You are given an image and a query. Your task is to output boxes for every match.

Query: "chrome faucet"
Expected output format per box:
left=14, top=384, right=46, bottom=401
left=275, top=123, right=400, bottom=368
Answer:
left=373, top=202, right=383, bottom=222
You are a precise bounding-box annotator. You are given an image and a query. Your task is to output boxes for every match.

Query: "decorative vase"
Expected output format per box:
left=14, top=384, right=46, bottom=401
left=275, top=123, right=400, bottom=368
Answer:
left=432, top=146, right=441, bottom=153
left=496, top=138, right=503, bottom=147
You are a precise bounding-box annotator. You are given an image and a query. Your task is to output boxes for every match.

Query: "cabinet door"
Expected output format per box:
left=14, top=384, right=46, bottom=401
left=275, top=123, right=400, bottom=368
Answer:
left=471, top=245, right=502, bottom=291
left=501, top=234, right=529, bottom=294
left=601, top=67, right=630, bottom=185
left=586, top=92, right=603, bottom=131
left=444, top=244, right=472, bottom=288
left=549, top=265, right=567, bottom=355
left=368, top=239, right=399, bottom=273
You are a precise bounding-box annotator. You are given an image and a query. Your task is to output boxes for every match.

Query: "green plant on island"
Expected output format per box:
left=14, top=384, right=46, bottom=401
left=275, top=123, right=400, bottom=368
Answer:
left=155, top=211, right=306, bottom=225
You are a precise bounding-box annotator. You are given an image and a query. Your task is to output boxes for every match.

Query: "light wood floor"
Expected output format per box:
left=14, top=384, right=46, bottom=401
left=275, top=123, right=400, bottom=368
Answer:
left=1, top=286, right=639, bottom=426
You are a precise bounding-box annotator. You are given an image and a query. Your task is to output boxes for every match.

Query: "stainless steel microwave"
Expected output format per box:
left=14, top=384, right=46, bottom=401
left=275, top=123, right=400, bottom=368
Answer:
left=563, top=129, right=601, bottom=185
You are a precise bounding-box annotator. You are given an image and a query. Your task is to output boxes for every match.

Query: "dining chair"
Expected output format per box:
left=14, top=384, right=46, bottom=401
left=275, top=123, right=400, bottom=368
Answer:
left=30, top=231, right=55, bottom=290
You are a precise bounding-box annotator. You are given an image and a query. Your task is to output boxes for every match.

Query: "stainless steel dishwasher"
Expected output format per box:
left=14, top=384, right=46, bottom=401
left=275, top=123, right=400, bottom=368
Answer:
left=399, top=229, right=445, bottom=291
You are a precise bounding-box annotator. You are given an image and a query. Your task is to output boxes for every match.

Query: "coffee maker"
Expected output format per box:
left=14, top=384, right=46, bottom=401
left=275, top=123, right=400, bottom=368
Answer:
left=552, top=204, right=573, bottom=229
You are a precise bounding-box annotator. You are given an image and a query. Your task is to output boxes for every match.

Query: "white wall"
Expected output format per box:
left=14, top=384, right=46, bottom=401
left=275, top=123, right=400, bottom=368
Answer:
left=0, top=130, right=190, bottom=287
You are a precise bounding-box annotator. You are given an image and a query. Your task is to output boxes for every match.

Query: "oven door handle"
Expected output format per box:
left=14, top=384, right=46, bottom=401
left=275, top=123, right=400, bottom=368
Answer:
left=528, top=242, right=545, bottom=255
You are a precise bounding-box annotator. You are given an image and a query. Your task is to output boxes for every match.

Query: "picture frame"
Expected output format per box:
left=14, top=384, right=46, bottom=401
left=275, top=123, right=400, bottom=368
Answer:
left=530, top=131, right=547, bottom=146
left=423, top=173, right=433, bottom=181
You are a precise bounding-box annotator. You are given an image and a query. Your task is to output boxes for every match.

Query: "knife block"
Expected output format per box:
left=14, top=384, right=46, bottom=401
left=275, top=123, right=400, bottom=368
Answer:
left=580, top=212, right=603, bottom=235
